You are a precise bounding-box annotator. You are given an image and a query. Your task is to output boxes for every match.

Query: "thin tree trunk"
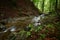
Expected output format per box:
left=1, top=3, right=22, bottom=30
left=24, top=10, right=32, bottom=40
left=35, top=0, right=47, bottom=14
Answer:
left=55, top=0, right=58, bottom=11
left=42, top=0, right=44, bottom=12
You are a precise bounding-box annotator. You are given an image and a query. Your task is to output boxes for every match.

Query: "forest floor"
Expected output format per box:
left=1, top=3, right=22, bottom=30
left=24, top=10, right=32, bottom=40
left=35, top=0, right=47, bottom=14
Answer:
left=0, top=0, right=60, bottom=40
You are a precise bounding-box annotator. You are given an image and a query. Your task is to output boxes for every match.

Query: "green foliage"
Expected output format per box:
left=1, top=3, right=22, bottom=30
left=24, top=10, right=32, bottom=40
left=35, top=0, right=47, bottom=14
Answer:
left=28, top=23, right=44, bottom=32
left=32, top=0, right=60, bottom=13
left=46, top=24, right=54, bottom=28
left=26, top=32, right=31, bottom=37
left=35, top=26, right=43, bottom=32
left=19, top=30, right=31, bottom=40
left=40, top=34, right=46, bottom=39
left=57, top=0, right=60, bottom=9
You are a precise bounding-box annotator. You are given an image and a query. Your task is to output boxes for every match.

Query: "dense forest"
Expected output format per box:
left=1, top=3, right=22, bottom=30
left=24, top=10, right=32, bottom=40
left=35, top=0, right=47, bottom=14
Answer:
left=0, top=0, right=60, bottom=40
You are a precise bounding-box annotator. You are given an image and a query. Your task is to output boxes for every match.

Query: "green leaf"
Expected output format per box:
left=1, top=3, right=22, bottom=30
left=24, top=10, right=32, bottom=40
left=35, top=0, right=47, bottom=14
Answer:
left=40, top=34, right=46, bottom=39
